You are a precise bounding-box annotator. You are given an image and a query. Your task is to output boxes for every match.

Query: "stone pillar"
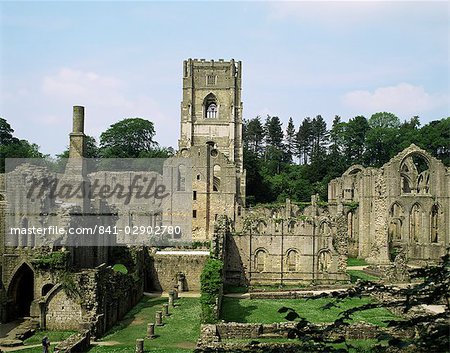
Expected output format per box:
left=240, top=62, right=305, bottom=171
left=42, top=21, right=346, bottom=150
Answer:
left=135, top=338, right=144, bottom=353
left=147, top=323, right=155, bottom=339
left=168, top=290, right=175, bottom=307
left=163, top=304, right=170, bottom=317
left=69, top=106, right=86, bottom=158
left=39, top=301, right=46, bottom=330
left=177, top=273, right=185, bottom=292
left=155, top=311, right=163, bottom=326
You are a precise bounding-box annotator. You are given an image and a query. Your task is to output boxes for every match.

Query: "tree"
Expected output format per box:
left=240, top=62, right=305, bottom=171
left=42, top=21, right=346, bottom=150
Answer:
left=342, top=115, right=369, bottom=165
left=285, top=117, right=296, bottom=163
left=264, top=115, right=284, bottom=148
left=418, top=118, right=450, bottom=166
left=310, top=115, right=329, bottom=164
left=244, top=117, right=265, bottom=156
left=0, top=117, right=17, bottom=145
left=364, top=112, right=400, bottom=166
left=99, top=118, right=158, bottom=158
left=295, top=117, right=313, bottom=165
left=57, top=135, right=100, bottom=159
left=0, top=117, right=44, bottom=172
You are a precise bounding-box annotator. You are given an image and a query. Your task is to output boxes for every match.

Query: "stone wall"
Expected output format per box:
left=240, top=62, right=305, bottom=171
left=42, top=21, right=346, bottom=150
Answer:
left=54, top=330, right=90, bottom=353
left=196, top=322, right=414, bottom=352
left=328, top=145, right=449, bottom=265
left=46, top=287, right=83, bottom=330
left=148, top=251, right=209, bottom=292
left=226, top=198, right=349, bottom=287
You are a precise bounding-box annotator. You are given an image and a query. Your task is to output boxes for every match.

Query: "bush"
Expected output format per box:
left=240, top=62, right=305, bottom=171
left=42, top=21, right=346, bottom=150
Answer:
left=33, top=251, right=69, bottom=270
left=200, top=258, right=223, bottom=324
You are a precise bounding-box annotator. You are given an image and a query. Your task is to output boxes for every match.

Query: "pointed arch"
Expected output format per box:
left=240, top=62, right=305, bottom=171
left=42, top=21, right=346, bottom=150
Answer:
left=254, top=248, right=267, bottom=272
left=389, top=202, right=404, bottom=241
left=409, top=203, right=423, bottom=242
left=7, top=262, right=35, bottom=319
left=286, top=249, right=299, bottom=272
left=317, top=249, right=332, bottom=272
left=203, top=93, right=218, bottom=119
left=430, top=204, right=441, bottom=243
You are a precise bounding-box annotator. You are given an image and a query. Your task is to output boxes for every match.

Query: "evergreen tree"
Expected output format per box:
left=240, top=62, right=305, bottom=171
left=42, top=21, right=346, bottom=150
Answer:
left=244, top=116, right=265, bottom=156
left=295, top=117, right=313, bottom=165
left=285, top=117, right=296, bottom=163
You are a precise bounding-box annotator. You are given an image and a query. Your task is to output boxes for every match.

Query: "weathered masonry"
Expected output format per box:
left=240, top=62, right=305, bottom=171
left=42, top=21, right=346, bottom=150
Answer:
left=328, top=144, right=449, bottom=265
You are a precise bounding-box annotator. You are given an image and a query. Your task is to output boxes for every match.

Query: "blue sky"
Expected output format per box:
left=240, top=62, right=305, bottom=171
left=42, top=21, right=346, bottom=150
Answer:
left=1, top=1, right=449, bottom=156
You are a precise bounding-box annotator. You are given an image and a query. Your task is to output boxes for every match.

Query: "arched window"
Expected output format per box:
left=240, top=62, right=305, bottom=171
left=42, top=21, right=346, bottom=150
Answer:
left=318, top=250, right=332, bottom=272
left=410, top=203, right=422, bottom=242
left=204, top=93, right=218, bottom=119
left=320, top=221, right=331, bottom=236
left=400, top=153, right=430, bottom=194
left=177, top=164, right=186, bottom=191
left=42, top=283, right=54, bottom=297
left=430, top=204, right=440, bottom=243
left=286, top=250, right=298, bottom=272
left=255, top=249, right=267, bottom=272
left=213, top=165, right=221, bottom=191
left=389, top=203, right=404, bottom=241
left=206, top=103, right=218, bottom=119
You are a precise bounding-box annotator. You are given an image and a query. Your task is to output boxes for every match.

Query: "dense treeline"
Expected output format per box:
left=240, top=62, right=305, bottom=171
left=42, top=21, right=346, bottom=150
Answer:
left=0, top=118, right=44, bottom=172
left=243, top=113, right=450, bottom=205
left=0, top=117, right=173, bottom=172
left=2, top=114, right=449, bottom=205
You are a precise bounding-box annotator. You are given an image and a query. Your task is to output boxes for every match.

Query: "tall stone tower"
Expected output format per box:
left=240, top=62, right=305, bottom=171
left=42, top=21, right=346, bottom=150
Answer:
left=179, top=59, right=244, bottom=173
left=178, top=59, right=246, bottom=239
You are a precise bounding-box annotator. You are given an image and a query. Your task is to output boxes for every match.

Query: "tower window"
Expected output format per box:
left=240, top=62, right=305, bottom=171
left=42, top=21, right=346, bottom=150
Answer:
left=206, top=75, right=216, bottom=85
left=193, top=191, right=197, bottom=200
left=193, top=210, right=197, bottom=218
left=206, top=103, right=218, bottom=119
left=204, top=93, right=218, bottom=119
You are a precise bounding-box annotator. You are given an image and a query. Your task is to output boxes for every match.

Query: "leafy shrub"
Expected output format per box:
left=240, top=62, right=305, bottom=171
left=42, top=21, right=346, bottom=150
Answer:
left=200, top=258, right=223, bottom=323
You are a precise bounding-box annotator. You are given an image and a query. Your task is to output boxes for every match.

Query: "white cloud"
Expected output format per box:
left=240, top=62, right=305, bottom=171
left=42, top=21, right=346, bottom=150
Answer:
left=42, top=68, right=127, bottom=107
left=39, top=68, right=175, bottom=150
left=342, top=83, right=449, bottom=117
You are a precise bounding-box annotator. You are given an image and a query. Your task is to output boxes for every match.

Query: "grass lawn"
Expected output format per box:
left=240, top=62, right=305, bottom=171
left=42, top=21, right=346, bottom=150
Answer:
left=221, top=296, right=397, bottom=327
left=6, top=330, right=77, bottom=351
left=87, top=296, right=200, bottom=353
left=347, top=270, right=380, bottom=282
left=347, top=257, right=368, bottom=267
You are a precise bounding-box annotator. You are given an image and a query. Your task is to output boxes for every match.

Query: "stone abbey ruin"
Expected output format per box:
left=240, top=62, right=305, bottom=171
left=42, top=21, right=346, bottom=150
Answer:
left=0, top=59, right=449, bottom=349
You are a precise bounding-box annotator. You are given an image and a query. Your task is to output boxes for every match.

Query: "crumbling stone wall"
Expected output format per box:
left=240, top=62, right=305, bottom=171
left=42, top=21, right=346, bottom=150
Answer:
left=226, top=198, right=348, bottom=287
left=329, top=144, right=449, bottom=265
left=148, top=252, right=209, bottom=292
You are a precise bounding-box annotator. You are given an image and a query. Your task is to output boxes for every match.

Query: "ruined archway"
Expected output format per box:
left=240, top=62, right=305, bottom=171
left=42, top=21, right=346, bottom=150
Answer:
left=7, top=263, right=35, bottom=319
left=400, top=153, right=430, bottom=194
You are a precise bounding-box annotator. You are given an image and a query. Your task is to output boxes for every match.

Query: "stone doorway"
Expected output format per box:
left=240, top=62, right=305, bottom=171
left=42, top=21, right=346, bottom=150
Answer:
left=7, top=263, right=34, bottom=320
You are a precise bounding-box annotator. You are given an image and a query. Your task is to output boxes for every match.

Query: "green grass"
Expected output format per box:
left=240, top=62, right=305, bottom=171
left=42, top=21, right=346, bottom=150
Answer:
left=347, top=270, right=380, bottom=283
left=221, top=297, right=397, bottom=327
left=347, top=257, right=368, bottom=267
left=222, top=338, right=387, bottom=352
left=20, top=329, right=77, bottom=347
left=87, top=296, right=201, bottom=353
